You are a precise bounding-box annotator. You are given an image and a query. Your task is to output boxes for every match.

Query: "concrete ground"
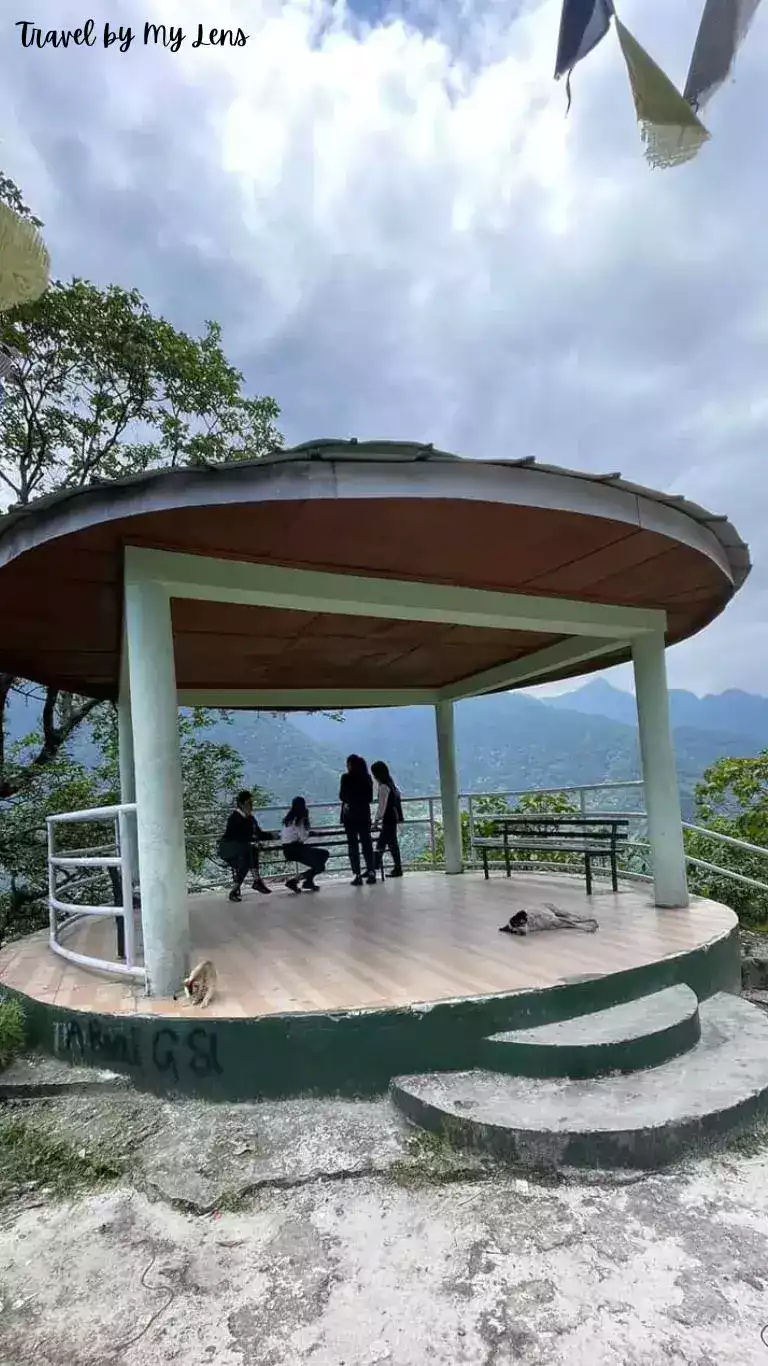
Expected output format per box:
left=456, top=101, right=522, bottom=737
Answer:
left=1, top=1073, right=768, bottom=1364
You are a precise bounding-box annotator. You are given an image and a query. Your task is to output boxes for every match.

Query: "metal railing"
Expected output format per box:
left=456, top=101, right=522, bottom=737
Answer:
left=43, top=780, right=768, bottom=985
left=187, top=780, right=649, bottom=885
left=47, top=803, right=144, bottom=982
left=185, top=796, right=440, bottom=887
left=681, top=821, right=768, bottom=894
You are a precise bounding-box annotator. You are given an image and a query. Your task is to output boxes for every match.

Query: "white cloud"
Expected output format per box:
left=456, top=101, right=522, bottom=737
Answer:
left=1, top=0, right=767, bottom=693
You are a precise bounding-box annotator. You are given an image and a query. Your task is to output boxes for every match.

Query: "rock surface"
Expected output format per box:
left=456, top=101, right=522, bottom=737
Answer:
left=1, top=1098, right=768, bottom=1364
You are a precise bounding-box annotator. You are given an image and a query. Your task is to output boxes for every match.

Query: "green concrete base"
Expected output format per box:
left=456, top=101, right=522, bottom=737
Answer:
left=391, top=993, right=768, bottom=1170
left=2, top=924, right=741, bottom=1101
left=482, top=985, right=701, bottom=1079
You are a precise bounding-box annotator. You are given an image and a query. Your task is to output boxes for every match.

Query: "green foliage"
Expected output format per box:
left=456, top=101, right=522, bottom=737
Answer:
left=0, top=171, right=42, bottom=226
left=389, top=1128, right=489, bottom=1187
left=0, top=279, right=282, bottom=504
left=0, top=1119, right=121, bottom=1200
left=694, top=753, right=768, bottom=839
left=90, top=703, right=274, bottom=870
left=0, top=706, right=257, bottom=946
left=685, top=752, right=768, bottom=927
left=0, top=175, right=285, bottom=936
left=0, top=996, right=25, bottom=1069
left=0, top=741, right=104, bottom=943
left=514, top=790, right=581, bottom=817
left=177, top=712, right=272, bottom=871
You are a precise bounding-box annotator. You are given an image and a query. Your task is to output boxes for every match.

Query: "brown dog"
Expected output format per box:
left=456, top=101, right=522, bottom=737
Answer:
left=182, top=959, right=217, bottom=1007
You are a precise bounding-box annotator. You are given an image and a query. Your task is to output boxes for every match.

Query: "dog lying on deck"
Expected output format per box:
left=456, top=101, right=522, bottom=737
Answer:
left=500, top=905, right=599, bottom=935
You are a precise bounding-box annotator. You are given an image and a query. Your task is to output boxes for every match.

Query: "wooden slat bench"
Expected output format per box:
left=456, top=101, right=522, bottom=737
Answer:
left=473, top=815, right=630, bottom=895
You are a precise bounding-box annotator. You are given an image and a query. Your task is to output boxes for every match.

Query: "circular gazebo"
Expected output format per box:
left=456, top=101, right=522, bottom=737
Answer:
left=0, top=440, right=750, bottom=1001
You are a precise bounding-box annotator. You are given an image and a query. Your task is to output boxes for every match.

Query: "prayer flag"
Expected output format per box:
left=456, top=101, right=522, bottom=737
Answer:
left=684, top=0, right=763, bottom=111
left=615, top=18, right=710, bottom=168
left=554, top=0, right=614, bottom=82
left=0, top=202, right=49, bottom=312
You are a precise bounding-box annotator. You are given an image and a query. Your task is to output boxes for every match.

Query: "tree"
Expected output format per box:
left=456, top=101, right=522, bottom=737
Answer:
left=684, top=753, right=768, bottom=926
left=0, top=746, right=101, bottom=944
left=0, top=170, right=283, bottom=801
left=88, top=704, right=272, bottom=876
left=0, top=706, right=272, bottom=946
left=0, top=172, right=41, bottom=226
left=0, top=170, right=286, bottom=938
left=0, top=279, right=282, bottom=504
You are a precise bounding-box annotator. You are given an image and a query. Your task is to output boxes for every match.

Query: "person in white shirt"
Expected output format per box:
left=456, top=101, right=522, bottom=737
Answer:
left=280, top=796, right=329, bottom=893
left=371, top=761, right=404, bottom=879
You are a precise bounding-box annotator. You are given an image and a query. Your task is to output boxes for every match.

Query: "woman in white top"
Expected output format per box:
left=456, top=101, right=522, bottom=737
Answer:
left=280, top=796, right=329, bottom=893
left=371, top=761, right=404, bottom=878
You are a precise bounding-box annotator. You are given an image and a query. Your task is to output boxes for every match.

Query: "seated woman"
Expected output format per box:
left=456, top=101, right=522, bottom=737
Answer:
left=217, top=790, right=274, bottom=903
left=371, top=760, right=404, bottom=878
left=280, top=797, right=330, bottom=893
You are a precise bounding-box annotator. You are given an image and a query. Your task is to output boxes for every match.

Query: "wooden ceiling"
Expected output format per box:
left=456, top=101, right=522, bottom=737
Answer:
left=0, top=491, right=735, bottom=700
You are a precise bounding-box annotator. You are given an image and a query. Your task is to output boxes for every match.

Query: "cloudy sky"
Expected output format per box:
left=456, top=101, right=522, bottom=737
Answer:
left=1, top=0, right=766, bottom=697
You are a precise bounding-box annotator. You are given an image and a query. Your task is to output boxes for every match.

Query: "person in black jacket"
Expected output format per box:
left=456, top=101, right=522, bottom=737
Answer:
left=217, top=790, right=274, bottom=902
left=339, top=754, right=376, bottom=886
left=371, top=760, right=404, bottom=878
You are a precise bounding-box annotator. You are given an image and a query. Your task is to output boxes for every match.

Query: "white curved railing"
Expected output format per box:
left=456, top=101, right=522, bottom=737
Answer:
left=47, top=802, right=145, bottom=982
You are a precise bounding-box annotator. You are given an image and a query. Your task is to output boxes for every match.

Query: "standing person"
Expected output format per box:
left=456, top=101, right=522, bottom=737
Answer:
left=280, top=797, right=329, bottom=893
left=371, top=760, right=404, bottom=878
left=217, top=790, right=274, bottom=903
left=339, top=754, right=376, bottom=886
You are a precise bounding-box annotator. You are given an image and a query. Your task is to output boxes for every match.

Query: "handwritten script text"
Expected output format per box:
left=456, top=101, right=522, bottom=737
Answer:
left=15, top=21, right=250, bottom=52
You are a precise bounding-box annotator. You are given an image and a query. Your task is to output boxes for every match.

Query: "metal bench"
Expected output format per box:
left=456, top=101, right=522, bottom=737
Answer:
left=220, top=826, right=386, bottom=884
left=473, top=815, right=630, bottom=895
left=287, top=825, right=386, bottom=883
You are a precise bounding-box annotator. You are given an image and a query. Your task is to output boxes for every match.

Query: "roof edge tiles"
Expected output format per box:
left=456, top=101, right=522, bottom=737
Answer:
left=0, top=439, right=750, bottom=592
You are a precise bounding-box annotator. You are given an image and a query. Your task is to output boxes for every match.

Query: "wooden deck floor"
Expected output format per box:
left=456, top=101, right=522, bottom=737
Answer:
left=0, top=872, right=736, bottom=1020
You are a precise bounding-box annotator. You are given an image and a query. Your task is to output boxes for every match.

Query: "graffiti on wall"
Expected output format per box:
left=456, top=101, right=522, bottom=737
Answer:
left=54, top=1016, right=223, bottom=1084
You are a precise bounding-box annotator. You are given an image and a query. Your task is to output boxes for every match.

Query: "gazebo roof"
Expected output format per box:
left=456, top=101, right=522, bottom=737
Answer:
left=0, top=440, right=750, bottom=702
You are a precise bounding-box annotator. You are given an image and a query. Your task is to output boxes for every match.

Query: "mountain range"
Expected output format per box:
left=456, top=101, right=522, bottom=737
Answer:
left=281, top=684, right=765, bottom=817
left=6, top=681, right=766, bottom=820
left=546, top=678, right=768, bottom=739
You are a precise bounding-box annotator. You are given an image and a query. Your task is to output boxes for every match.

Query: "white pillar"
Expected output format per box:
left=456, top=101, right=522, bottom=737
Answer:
left=435, top=700, right=463, bottom=875
left=632, top=632, right=689, bottom=909
left=117, top=656, right=139, bottom=890
left=124, top=577, right=190, bottom=995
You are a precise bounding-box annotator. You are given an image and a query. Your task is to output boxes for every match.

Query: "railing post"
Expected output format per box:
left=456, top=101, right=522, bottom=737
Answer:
left=117, top=808, right=136, bottom=970
left=467, top=794, right=474, bottom=866
left=46, top=818, right=57, bottom=946
left=117, top=659, right=139, bottom=896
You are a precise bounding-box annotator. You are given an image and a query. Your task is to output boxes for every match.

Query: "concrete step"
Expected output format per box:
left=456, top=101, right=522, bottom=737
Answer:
left=482, top=984, right=700, bottom=1079
left=391, top=993, right=768, bottom=1170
